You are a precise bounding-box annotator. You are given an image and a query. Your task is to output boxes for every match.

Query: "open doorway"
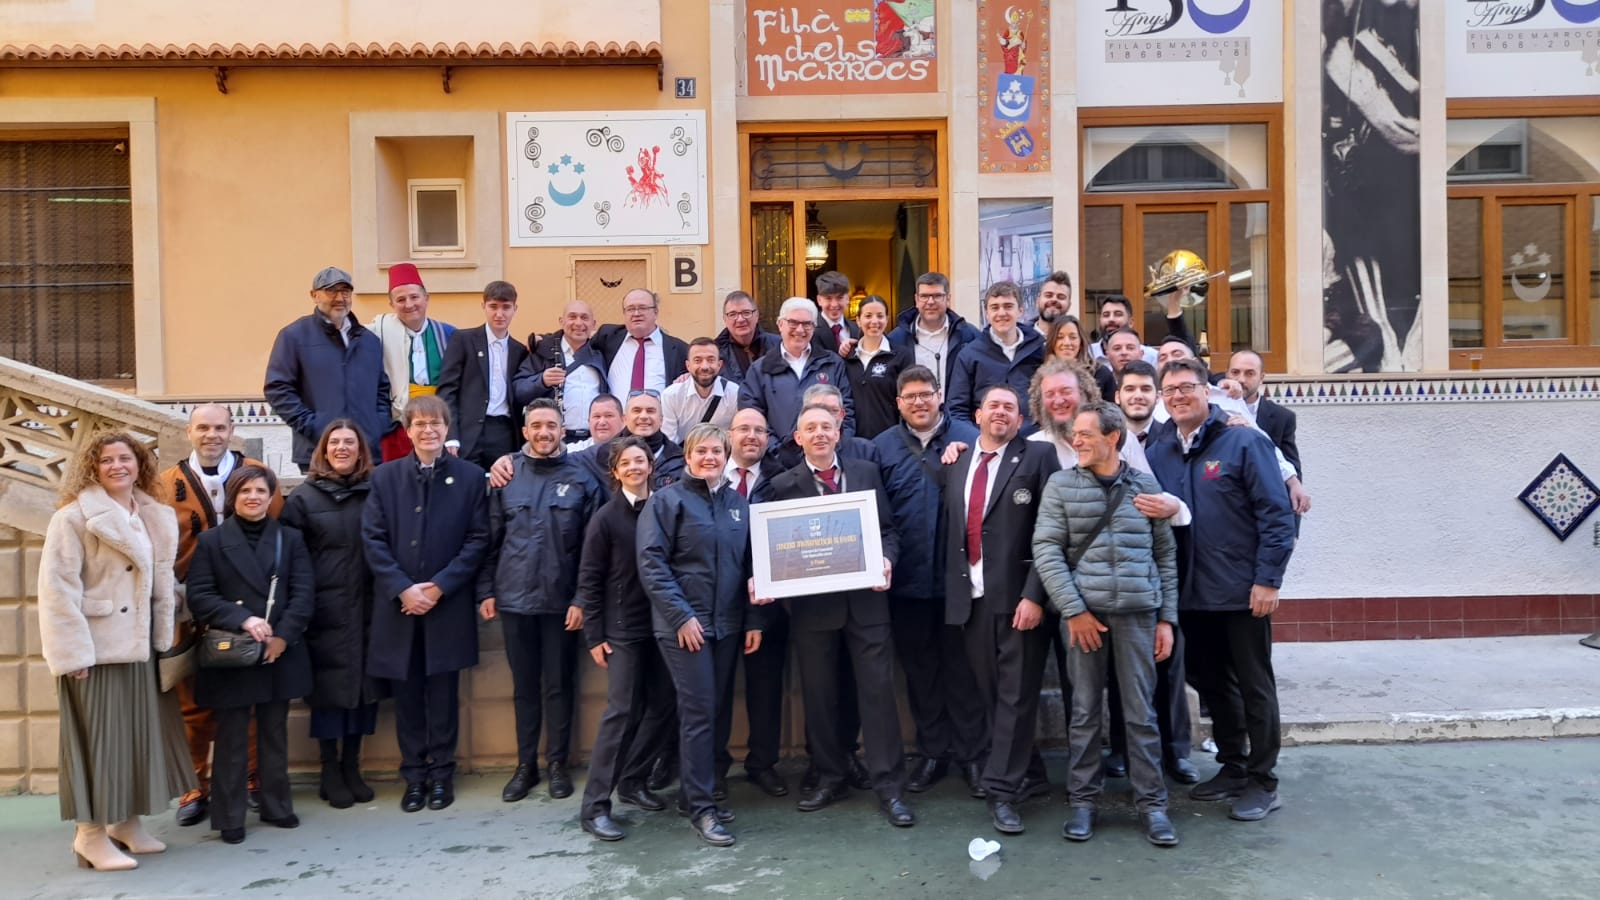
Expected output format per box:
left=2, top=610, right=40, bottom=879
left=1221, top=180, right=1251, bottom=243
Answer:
left=805, top=201, right=932, bottom=318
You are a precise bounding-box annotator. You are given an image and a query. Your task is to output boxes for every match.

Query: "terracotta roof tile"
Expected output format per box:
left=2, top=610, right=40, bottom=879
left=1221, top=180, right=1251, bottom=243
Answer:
left=0, top=40, right=662, bottom=64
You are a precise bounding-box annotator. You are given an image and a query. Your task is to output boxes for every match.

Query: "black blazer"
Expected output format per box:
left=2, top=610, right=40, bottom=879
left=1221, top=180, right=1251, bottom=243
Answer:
left=940, top=436, right=1061, bottom=626
left=186, top=518, right=316, bottom=709
left=513, top=332, right=612, bottom=412
left=1255, top=397, right=1301, bottom=478
left=766, top=456, right=899, bottom=633
left=592, top=324, right=690, bottom=388
left=811, top=317, right=863, bottom=358
left=437, top=326, right=531, bottom=460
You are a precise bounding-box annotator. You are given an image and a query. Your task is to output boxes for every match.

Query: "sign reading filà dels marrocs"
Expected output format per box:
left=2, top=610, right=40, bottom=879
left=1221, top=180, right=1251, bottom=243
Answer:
left=746, top=0, right=939, bottom=96
left=1076, top=0, right=1282, bottom=107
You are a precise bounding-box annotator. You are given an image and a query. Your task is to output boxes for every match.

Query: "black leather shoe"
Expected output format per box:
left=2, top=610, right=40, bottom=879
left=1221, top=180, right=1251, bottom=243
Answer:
left=846, top=754, right=873, bottom=791
left=690, top=812, right=736, bottom=847
left=712, top=774, right=728, bottom=802
left=220, top=827, right=245, bottom=844
left=502, top=764, right=538, bottom=802
left=1144, top=810, right=1179, bottom=846
left=1166, top=758, right=1200, bottom=784
left=1063, top=807, right=1096, bottom=842
left=989, top=799, right=1024, bottom=835
left=796, top=784, right=848, bottom=812
left=675, top=794, right=734, bottom=823
left=1191, top=771, right=1250, bottom=802
left=1102, top=752, right=1128, bottom=779
left=905, top=757, right=948, bottom=793
left=427, top=780, right=455, bottom=811
left=547, top=762, right=574, bottom=800
left=617, top=783, right=666, bottom=811
left=880, top=797, right=916, bottom=827
left=176, top=794, right=208, bottom=827
left=962, top=762, right=988, bottom=799
left=747, top=768, right=789, bottom=798
left=646, top=758, right=674, bottom=792
left=800, top=764, right=820, bottom=793
left=401, top=783, right=428, bottom=813
left=1019, top=775, right=1052, bottom=802
left=259, top=812, right=299, bottom=829
left=581, top=814, right=625, bottom=842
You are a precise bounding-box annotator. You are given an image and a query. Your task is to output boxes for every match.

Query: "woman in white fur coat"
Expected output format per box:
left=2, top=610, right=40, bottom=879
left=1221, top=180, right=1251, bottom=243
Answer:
left=38, top=432, right=196, bottom=871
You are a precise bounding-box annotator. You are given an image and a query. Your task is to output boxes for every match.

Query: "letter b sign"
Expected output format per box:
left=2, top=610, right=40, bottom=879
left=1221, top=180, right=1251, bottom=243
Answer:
left=670, top=247, right=702, bottom=294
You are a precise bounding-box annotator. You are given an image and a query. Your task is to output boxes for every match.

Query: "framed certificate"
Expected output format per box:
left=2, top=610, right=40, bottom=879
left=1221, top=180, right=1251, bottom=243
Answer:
left=749, top=490, right=886, bottom=599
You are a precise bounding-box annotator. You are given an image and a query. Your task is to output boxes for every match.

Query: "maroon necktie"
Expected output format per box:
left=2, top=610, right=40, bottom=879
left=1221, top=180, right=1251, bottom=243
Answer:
left=816, top=466, right=839, bottom=494
left=831, top=322, right=843, bottom=347
left=736, top=468, right=749, bottom=497
left=966, top=451, right=996, bottom=564
left=630, top=337, right=650, bottom=392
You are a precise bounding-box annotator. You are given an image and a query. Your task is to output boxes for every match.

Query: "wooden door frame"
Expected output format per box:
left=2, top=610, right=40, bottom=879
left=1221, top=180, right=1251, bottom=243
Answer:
left=739, top=120, right=949, bottom=300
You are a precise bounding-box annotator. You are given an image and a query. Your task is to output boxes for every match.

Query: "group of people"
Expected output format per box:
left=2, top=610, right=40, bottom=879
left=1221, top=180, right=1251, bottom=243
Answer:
left=36, top=259, right=1307, bottom=867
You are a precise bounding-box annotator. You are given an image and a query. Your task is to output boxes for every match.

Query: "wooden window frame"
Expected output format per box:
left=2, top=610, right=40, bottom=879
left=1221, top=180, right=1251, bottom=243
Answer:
left=1078, top=104, right=1287, bottom=373
left=1446, top=99, right=1600, bottom=370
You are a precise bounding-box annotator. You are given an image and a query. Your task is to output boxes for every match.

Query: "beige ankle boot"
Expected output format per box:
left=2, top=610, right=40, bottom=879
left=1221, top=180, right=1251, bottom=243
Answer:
left=107, top=817, right=166, bottom=854
left=73, top=823, right=138, bottom=870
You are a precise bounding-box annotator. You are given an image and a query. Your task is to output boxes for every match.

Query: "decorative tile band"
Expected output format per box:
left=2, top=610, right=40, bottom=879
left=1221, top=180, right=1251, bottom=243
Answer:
left=160, top=400, right=284, bottom=425
left=1265, top=375, right=1600, bottom=405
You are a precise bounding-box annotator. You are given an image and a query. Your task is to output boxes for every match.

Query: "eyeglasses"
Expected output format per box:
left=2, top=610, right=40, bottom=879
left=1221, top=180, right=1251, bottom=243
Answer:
left=724, top=309, right=757, bottom=320
left=729, top=425, right=770, bottom=436
left=623, top=305, right=656, bottom=315
left=1158, top=383, right=1203, bottom=399
left=409, top=420, right=446, bottom=432
left=916, top=292, right=948, bottom=301
left=898, top=390, right=938, bottom=403
left=320, top=287, right=354, bottom=297
left=627, top=389, right=661, bottom=399
left=779, top=318, right=816, bottom=331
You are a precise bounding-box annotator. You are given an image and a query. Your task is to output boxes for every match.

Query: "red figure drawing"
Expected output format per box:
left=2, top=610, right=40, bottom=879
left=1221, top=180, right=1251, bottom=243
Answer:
left=625, top=146, right=669, bottom=208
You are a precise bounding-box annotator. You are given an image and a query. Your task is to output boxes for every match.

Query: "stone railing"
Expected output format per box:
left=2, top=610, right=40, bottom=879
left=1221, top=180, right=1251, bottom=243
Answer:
left=0, top=358, right=188, bottom=536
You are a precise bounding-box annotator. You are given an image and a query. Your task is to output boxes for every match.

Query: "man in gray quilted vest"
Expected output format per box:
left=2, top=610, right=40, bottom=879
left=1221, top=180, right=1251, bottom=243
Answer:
left=1032, top=402, right=1179, bottom=848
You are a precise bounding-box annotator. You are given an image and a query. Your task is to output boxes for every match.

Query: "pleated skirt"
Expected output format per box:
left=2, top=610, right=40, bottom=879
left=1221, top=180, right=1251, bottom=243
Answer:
left=57, top=657, right=198, bottom=823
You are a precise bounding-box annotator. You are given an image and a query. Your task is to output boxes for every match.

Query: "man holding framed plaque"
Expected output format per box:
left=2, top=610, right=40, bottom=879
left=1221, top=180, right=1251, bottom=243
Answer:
left=756, top=404, right=913, bottom=828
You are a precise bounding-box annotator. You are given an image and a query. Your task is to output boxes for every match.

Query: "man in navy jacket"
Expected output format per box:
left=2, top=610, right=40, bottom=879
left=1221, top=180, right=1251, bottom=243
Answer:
left=1143, top=358, right=1295, bottom=825
left=946, top=282, right=1045, bottom=431
left=885, top=272, right=980, bottom=395
left=264, top=265, right=390, bottom=466
left=740, top=296, right=855, bottom=448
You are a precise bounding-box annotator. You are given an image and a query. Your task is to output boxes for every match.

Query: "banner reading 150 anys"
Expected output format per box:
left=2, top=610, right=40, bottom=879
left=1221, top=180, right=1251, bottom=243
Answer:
left=1076, top=0, right=1282, bottom=107
left=745, top=0, right=939, bottom=96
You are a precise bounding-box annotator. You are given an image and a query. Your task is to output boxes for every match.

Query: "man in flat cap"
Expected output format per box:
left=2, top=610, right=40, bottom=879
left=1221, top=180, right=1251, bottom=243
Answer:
left=264, top=265, right=390, bottom=468
left=371, top=263, right=457, bottom=461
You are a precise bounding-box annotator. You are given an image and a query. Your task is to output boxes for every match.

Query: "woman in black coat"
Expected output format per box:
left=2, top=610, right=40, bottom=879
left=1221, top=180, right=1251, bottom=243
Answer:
left=843, top=295, right=916, bottom=439
left=576, top=437, right=678, bottom=841
left=280, top=419, right=379, bottom=810
left=186, top=465, right=315, bottom=845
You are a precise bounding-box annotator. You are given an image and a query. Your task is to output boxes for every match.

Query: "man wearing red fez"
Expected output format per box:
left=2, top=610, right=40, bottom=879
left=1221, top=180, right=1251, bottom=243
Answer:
left=373, top=264, right=457, bottom=460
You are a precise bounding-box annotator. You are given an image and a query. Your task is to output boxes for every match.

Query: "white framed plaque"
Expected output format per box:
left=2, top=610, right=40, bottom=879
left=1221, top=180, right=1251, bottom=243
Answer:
left=750, top=490, right=886, bottom=600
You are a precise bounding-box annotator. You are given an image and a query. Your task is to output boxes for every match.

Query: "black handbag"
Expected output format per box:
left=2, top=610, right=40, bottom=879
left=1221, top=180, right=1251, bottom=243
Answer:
left=198, top=530, right=281, bottom=669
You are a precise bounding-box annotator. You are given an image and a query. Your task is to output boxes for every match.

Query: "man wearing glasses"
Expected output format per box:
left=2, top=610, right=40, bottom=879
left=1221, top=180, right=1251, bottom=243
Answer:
left=715, top=290, right=781, bottom=382
left=1143, top=358, right=1295, bottom=825
left=265, top=265, right=390, bottom=468
left=592, top=288, right=690, bottom=396
left=886, top=272, right=980, bottom=396
left=739, top=296, right=855, bottom=449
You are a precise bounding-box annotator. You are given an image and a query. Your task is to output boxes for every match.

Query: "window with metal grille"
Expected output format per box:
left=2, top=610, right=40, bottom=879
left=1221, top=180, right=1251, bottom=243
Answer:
left=0, top=140, right=135, bottom=384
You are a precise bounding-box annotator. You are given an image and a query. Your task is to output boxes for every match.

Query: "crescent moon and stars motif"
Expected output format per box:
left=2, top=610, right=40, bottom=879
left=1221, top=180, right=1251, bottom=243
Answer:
left=546, top=154, right=587, bottom=207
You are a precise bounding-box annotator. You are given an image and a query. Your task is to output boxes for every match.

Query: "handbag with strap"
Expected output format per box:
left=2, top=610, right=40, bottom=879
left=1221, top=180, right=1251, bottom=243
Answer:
left=156, top=631, right=196, bottom=692
left=198, top=529, right=282, bottom=669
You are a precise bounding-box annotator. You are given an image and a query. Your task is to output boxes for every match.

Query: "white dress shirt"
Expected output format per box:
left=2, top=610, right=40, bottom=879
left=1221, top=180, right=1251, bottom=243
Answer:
left=407, top=324, right=431, bottom=383
left=723, top=459, right=764, bottom=497
left=781, top=343, right=811, bottom=380
left=560, top=338, right=602, bottom=431
left=990, top=328, right=1023, bottom=362
left=912, top=319, right=953, bottom=377
left=607, top=327, right=667, bottom=394
left=962, top=443, right=1004, bottom=598
left=660, top=376, right=740, bottom=443
left=485, top=326, right=510, bottom=417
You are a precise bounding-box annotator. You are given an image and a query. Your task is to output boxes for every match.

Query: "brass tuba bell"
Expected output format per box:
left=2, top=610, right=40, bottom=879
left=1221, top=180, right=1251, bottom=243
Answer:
left=1145, top=249, right=1212, bottom=309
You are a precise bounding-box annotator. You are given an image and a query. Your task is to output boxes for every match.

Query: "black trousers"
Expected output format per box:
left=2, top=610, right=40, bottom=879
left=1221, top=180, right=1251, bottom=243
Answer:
left=658, top=633, right=741, bottom=819
left=740, top=605, right=789, bottom=774
left=1180, top=609, right=1280, bottom=790
left=211, top=701, right=291, bottom=832
left=501, top=611, right=580, bottom=766
left=391, top=626, right=461, bottom=785
left=466, top=415, right=519, bottom=470
left=793, top=620, right=905, bottom=799
left=1108, top=619, right=1193, bottom=764
left=890, top=594, right=987, bottom=764
left=581, top=637, right=678, bottom=818
left=963, top=598, right=1050, bottom=802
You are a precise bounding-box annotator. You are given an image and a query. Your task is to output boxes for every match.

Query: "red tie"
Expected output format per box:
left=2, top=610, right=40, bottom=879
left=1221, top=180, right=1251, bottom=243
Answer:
left=816, top=466, right=839, bottom=494
left=736, top=468, right=749, bottom=497
left=966, top=451, right=996, bottom=564
left=630, top=337, right=649, bottom=392
left=831, top=323, right=843, bottom=347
